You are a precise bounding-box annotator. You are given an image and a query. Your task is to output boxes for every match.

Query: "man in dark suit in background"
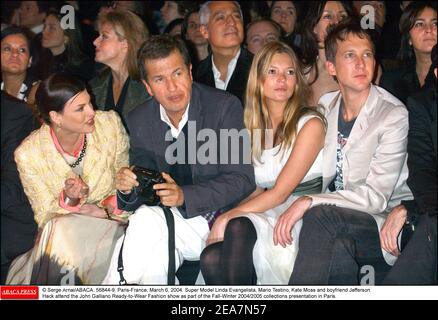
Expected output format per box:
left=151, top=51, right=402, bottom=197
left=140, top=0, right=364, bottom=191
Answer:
left=195, top=1, right=253, bottom=105
left=382, top=44, right=437, bottom=284
left=1, top=92, right=38, bottom=284
left=103, top=34, right=255, bottom=285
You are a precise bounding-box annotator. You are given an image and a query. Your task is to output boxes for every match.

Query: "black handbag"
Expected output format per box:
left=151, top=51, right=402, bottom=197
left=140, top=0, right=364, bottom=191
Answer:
left=117, top=166, right=176, bottom=285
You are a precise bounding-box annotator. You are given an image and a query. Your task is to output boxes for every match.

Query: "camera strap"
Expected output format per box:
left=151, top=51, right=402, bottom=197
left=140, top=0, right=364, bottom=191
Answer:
left=117, top=205, right=176, bottom=285
left=117, top=221, right=129, bottom=285
left=162, top=205, right=176, bottom=285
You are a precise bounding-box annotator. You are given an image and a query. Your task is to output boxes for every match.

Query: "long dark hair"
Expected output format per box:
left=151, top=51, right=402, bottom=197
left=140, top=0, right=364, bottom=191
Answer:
left=35, top=73, right=86, bottom=125
left=300, top=1, right=355, bottom=84
left=38, top=6, right=88, bottom=80
left=397, top=1, right=437, bottom=61
left=270, top=1, right=302, bottom=35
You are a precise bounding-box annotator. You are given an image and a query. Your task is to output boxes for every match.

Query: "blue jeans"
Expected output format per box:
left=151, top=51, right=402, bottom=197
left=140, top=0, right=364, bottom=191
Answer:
left=289, top=205, right=391, bottom=285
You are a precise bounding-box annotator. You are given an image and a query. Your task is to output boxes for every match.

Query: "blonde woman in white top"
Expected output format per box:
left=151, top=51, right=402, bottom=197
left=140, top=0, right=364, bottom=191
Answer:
left=200, top=41, right=326, bottom=284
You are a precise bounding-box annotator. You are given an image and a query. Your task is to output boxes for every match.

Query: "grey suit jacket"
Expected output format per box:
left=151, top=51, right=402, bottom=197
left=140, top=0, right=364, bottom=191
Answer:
left=118, top=82, right=256, bottom=218
left=311, top=85, right=413, bottom=264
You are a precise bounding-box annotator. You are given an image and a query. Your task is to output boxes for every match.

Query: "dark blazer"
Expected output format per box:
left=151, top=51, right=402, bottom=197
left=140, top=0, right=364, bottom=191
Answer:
left=1, top=92, right=38, bottom=283
left=195, top=48, right=253, bottom=104
left=404, top=85, right=437, bottom=216
left=380, top=60, right=435, bottom=104
left=89, top=68, right=150, bottom=127
left=118, top=82, right=256, bottom=218
left=382, top=84, right=437, bottom=285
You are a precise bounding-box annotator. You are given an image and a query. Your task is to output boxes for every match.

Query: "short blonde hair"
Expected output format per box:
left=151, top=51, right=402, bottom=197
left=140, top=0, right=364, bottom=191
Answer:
left=98, top=10, right=149, bottom=80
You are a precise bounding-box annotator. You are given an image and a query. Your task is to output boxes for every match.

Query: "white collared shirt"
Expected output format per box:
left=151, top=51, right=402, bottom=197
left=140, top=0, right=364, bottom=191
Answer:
left=159, top=103, right=190, bottom=139
left=212, top=49, right=241, bottom=91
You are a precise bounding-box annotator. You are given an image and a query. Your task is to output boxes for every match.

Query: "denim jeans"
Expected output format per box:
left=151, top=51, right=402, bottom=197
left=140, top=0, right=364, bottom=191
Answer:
left=289, top=205, right=391, bottom=285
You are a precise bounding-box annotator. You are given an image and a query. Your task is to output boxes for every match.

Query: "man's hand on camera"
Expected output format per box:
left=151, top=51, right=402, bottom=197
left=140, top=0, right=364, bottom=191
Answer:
left=116, top=167, right=139, bottom=194
left=153, top=172, right=184, bottom=207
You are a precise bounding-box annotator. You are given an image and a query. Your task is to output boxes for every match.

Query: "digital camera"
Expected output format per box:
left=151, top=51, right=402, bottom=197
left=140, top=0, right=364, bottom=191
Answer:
left=132, top=166, right=165, bottom=206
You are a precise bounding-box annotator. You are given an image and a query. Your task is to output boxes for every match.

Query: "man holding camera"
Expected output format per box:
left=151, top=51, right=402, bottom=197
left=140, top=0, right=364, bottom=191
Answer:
left=103, top=35, right=255, bottom=285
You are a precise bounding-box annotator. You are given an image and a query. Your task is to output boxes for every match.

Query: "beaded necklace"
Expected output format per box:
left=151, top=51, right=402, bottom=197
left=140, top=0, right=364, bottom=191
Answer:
left=70, top=135, right=87, bottom=168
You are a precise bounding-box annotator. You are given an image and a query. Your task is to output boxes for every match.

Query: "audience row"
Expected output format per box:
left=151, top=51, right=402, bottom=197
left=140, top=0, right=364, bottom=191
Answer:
left=1, top=1, right=436, bottom=285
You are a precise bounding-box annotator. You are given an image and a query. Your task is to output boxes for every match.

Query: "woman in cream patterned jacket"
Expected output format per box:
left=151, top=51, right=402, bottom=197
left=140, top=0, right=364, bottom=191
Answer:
left=6, top=74, right=129, bottom=285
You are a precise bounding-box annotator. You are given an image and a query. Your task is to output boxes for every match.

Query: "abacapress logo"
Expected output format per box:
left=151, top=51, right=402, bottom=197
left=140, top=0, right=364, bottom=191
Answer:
left=1, top=286, right=39, bottom=299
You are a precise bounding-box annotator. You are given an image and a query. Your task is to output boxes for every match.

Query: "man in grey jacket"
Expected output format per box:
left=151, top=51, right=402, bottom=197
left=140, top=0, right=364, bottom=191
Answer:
left=274, top=20, right=413, bottom=285
left=103, top=34, right=255, bottom=284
